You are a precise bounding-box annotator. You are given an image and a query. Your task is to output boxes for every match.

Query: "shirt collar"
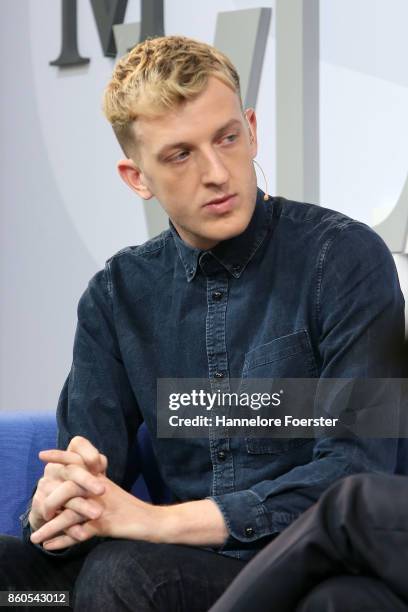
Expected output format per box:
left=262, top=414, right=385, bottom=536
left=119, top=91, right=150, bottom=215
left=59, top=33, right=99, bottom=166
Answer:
left=170, top=188, right=272, bottom=282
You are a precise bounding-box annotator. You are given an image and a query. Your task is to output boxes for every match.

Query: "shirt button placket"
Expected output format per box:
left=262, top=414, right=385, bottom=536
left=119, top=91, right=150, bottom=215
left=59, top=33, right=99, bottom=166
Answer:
left=205, top=272, right=234, bottom=496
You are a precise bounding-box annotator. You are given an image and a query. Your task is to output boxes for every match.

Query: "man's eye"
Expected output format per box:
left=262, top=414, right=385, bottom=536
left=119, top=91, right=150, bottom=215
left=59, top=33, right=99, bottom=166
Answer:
left=170, top=151, right=190, bottom=163
left=222, top=133, right=238, bottom=144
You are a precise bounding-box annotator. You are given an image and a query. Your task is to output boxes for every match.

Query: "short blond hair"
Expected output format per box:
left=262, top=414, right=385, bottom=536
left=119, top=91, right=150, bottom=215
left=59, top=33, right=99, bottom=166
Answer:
left=102, top=35, right=242, bottom=157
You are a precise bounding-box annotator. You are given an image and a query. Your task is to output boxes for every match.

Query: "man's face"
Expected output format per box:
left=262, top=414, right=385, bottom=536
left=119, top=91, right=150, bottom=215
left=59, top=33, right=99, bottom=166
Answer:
left=119, top=77, right=258, bottom=250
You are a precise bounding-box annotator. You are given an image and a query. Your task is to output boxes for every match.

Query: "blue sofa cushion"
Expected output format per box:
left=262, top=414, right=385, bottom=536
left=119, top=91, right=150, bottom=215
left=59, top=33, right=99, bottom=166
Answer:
left=0, top=413, right=57, bottom=536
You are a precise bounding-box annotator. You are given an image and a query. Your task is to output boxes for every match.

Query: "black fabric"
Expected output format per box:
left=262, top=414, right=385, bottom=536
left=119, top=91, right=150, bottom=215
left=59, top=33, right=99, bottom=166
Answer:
left=0, top=535, right=245, bottom=611
left=210, top=473, right=408, bottom=612
left=296, top=576, right=407, bottom=612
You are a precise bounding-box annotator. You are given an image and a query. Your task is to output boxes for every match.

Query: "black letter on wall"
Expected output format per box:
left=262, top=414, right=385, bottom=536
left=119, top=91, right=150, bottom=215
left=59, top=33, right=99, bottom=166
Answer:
left=90, top=0, right=128, bottom=57
left=140, top=0, right=164, bottom=41
left=50, top=0, right=90, bottom=67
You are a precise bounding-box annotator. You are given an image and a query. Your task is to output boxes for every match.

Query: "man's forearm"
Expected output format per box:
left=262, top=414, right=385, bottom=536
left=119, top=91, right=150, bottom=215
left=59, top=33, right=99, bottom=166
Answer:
left=156, top=498, right=229, bottom=547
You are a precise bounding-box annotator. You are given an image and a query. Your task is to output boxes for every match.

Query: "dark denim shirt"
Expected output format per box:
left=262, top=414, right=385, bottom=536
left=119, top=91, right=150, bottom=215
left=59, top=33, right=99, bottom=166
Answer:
left=26, top=189, right=405, bottom=561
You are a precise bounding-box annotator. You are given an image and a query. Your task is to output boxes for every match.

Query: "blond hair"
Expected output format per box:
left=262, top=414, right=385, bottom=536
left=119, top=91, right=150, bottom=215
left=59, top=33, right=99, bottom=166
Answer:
left=102, top=35, right=242, bottom=157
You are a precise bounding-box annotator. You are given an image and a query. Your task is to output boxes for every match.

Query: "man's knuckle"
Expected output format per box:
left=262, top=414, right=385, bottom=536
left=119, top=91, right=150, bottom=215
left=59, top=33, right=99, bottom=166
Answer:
left=31, top=498, right=41, bottom=514
left=65, top=525, right=79, bottom=539
left=62, top=478, right=75, bottom=493
left=43, top=463, right=54, bottom=476
left=71, top=435, right=86, bottom=448
left=65, top=508, right=77, bottom=522
left=66, top=497, right=81, bottom=512
left=37, top=475, right=47, bottom=489
left=73, top=527, right=87, bottom=541
left=63, top=464, right=73, bottom=480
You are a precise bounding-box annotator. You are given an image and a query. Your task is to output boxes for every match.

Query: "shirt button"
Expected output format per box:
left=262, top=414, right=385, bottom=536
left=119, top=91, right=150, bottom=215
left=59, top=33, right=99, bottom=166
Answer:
left=244, top=526, right=255, bottom=537
left=212, top=291, right=223, bottom=301
left=217, top=450, right=227, bottom=461
left=214, top=371, right=225, bottom=379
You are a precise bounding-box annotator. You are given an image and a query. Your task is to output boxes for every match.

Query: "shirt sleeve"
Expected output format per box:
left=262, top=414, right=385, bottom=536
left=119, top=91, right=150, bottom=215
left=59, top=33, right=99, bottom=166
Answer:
left=56, top=265, right=143, bottom=485
left=21, top=264, right=143, bottom=556
left=207, top=222, right=405, bottom=551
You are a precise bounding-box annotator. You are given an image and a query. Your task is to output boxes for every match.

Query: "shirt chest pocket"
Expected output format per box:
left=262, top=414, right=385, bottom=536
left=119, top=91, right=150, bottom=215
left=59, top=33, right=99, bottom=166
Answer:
left=241, top=329, right=317, bottom=455
left=242, top=329, right=317, bottom=379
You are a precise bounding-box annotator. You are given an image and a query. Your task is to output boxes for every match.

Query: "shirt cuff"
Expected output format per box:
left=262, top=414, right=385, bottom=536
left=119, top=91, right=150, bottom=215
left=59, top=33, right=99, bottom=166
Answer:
left=19, top=505, right=34, bottom=545
left=206, top=489, right=272, bottom=551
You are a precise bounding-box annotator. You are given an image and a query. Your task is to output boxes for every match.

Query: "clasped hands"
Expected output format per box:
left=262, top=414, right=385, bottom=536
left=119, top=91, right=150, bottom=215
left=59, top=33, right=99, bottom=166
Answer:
left=28, top=436, right=164, bottom=551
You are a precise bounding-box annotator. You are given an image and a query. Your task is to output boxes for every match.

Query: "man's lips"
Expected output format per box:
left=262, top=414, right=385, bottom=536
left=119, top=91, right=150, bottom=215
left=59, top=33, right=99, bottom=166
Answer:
left=202, top=194, right=237, bottom=215
left=204, top=194, right=236, bottom=207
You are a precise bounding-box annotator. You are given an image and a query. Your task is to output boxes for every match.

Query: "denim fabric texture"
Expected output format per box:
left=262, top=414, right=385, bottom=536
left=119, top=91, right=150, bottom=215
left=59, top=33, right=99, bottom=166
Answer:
left=24, top=188, right=405, bottom=561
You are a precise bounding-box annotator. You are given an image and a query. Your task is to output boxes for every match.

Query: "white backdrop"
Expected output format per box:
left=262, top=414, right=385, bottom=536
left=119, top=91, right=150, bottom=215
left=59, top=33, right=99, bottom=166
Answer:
left=1, top=0, right=407, bottom=410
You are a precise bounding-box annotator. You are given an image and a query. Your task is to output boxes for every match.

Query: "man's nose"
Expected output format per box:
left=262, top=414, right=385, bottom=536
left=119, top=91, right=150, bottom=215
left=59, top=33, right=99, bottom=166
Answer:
left=200, top=151, right=229, bottom=186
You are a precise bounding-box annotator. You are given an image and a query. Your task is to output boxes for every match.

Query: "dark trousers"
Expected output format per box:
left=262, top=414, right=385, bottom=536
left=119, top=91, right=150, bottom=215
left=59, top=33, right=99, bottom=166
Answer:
left=0, top=536, right=245, bottom=611
left=210, top=473, right=408, bottom=612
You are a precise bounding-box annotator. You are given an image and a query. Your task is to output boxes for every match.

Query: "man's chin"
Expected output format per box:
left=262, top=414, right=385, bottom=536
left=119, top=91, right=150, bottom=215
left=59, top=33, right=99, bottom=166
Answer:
left=204, top=216, right=252, bottom=245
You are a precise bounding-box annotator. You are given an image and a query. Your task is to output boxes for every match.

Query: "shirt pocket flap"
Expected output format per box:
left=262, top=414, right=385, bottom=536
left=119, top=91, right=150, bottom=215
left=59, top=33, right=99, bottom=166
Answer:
left=243, top=329, right=316, bottom=376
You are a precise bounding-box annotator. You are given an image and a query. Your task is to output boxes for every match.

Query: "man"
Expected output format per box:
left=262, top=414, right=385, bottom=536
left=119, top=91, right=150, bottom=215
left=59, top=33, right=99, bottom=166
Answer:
left=0, top=35, right=404, bottom=611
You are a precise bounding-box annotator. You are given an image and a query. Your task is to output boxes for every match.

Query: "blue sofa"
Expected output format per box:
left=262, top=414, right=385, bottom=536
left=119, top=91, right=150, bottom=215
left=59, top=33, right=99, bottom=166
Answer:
left=0, top=412, right=171, bottom=537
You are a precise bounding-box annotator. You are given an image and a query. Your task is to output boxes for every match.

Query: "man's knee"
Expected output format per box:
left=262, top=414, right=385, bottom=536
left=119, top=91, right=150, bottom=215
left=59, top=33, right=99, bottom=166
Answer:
left=73, top=539, right=168, bottom=611
left=73, top=539, right=238, bottom=612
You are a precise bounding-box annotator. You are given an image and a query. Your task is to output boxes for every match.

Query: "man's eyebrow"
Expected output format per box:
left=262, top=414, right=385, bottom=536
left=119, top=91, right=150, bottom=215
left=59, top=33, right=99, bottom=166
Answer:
left=156, top=119, right=242, bottom=160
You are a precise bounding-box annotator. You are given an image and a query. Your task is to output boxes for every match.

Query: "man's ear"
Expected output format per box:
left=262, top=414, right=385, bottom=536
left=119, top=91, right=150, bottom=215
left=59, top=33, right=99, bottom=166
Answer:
left=244, top=108, right=258, bottom=158
left=116, top=158, right=154, bottom=200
